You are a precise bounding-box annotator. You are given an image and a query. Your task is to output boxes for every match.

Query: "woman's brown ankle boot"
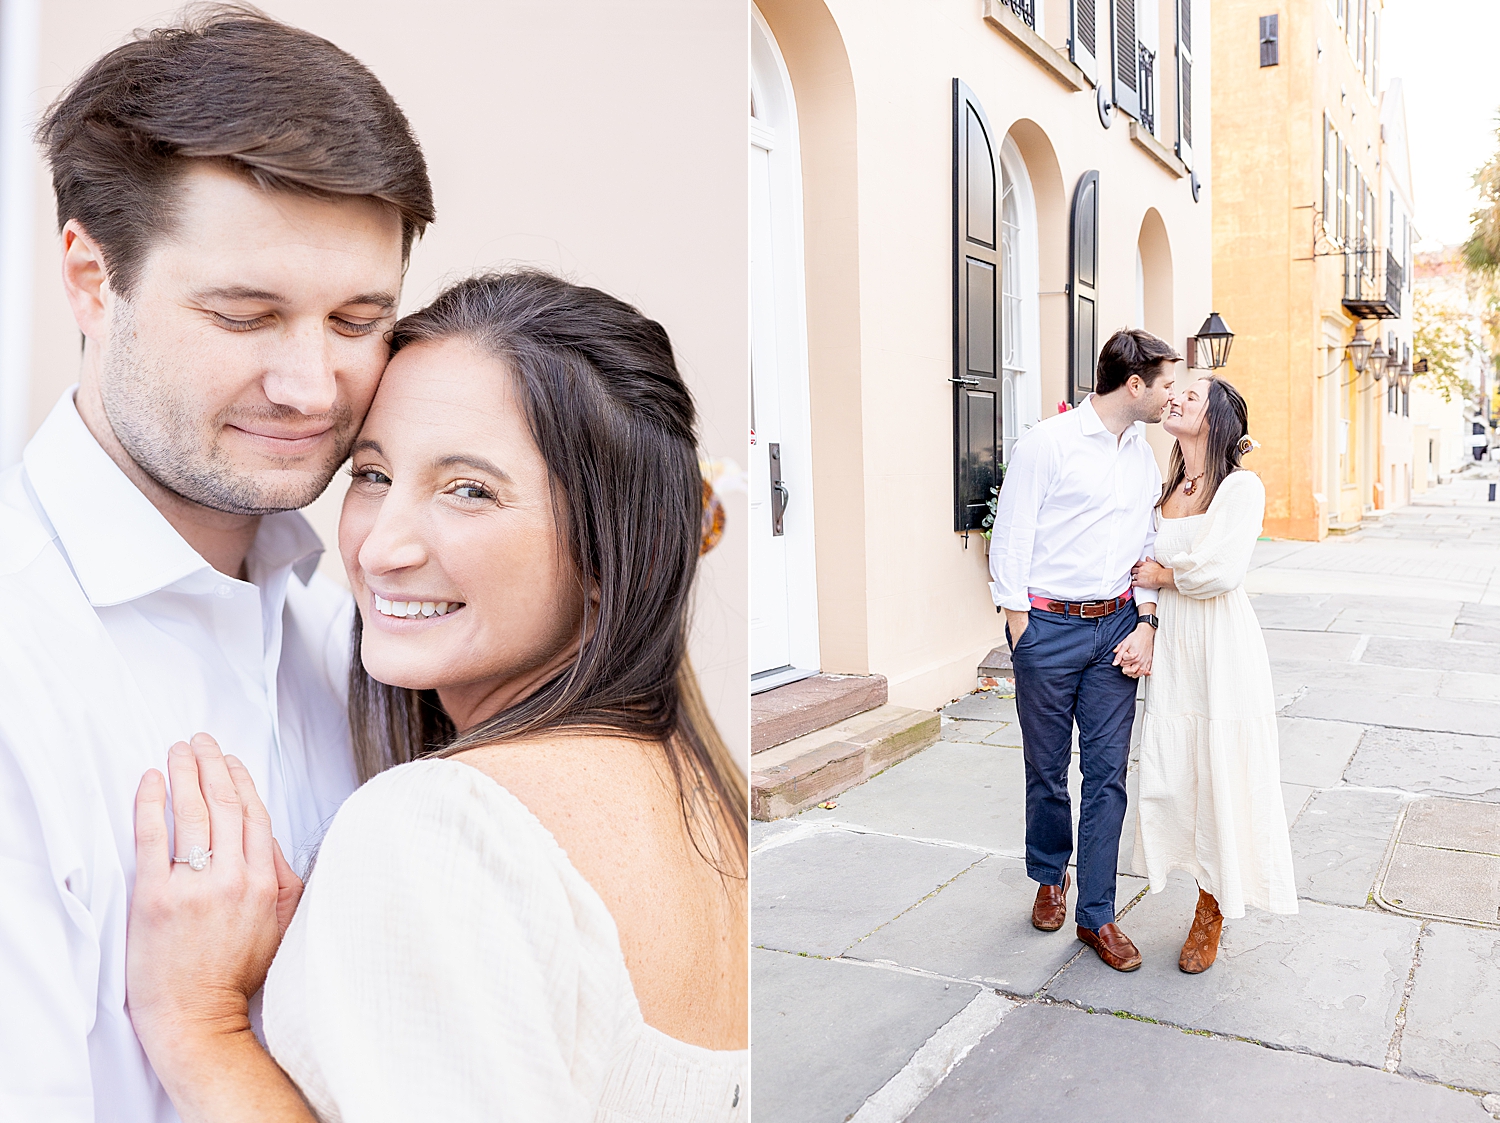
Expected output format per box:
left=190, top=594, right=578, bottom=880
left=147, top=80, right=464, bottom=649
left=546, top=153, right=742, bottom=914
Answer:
left=1179, top=889, right=1223, bottom=974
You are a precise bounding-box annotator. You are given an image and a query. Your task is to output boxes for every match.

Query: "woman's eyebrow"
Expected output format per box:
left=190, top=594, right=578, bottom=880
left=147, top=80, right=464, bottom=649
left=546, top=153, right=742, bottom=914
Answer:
left=434, top=453, right=513, bottom=482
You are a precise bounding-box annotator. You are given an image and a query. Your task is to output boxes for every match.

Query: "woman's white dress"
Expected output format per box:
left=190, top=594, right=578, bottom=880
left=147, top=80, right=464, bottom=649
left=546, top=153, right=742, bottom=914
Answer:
left=262, top=758, right=747, bottom=1122
left=1129, top=470, right=1298, bottom=918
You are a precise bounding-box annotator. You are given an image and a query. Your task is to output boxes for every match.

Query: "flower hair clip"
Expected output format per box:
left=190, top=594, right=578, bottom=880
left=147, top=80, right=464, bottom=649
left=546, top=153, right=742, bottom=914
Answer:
left=1237, top=435, right=1260, bottom=456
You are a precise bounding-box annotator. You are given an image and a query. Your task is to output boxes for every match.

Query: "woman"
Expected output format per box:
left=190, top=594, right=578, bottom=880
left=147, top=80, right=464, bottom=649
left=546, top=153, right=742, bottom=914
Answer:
left=124, top=272, right=748, bottom=1121
left=1127, top=375, right=1296, bottom=975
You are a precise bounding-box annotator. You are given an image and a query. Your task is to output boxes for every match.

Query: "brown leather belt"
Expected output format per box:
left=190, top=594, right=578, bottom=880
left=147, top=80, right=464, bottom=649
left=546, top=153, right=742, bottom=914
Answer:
left=1027, top=590, right=1134, bottom=618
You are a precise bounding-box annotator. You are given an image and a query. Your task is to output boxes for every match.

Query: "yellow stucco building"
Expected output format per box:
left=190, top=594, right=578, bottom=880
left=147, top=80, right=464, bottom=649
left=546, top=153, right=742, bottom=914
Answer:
left=1211, top=0, right=1412, bottom=538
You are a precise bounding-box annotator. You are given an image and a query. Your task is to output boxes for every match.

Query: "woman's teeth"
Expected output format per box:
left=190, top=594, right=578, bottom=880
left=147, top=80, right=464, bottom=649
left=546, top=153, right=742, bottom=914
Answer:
left=374, top=595, right=462, bottom=619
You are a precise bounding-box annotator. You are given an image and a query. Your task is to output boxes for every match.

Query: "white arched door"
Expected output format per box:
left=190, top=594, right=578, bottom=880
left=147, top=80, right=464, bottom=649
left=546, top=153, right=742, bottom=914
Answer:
left=750, top=9, right=819, bottom=688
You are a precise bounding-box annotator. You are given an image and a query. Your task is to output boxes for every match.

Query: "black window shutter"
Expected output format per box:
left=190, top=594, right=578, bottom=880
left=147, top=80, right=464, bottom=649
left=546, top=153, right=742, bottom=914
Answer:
left=1070, top=0, right=1099, bottom=84
left=1112, top=0, right=1140, bottom=121
left=1069, top=170, right=1100, bottom=405
left=1259, top=14, right=1279, bottom=67
left=952, top=79, right=1002, bottom=533
left=1175, top=0, right=1193, bottom=168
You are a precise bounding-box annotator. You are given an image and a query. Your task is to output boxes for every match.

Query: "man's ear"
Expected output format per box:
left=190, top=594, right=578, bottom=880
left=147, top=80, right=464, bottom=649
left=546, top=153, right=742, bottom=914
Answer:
left=60, top=220, right=114, bottom=342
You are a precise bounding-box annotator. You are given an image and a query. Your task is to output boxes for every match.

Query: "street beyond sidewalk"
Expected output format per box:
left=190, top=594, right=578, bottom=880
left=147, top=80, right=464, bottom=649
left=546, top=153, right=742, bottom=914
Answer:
left=752, top=473, right=1500, bottom=1123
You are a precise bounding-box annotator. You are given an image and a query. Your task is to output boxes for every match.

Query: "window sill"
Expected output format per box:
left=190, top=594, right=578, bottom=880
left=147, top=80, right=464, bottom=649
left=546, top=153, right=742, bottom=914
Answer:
left=981, top=0, right=1090, bottom=93
left=1128, top=121, right=1188, bottom=179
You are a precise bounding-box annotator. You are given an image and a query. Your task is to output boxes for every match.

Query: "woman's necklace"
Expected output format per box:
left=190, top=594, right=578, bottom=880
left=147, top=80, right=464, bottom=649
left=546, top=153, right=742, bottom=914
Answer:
left=1182, top=470, right=1206, bottom=496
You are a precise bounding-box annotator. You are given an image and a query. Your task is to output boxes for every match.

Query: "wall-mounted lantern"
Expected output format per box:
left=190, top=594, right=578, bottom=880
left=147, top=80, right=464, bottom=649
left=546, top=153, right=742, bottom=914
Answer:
left=1399, top=357, right=1420, bottom=395
left=1367, top=336, right=1388, bottom=382
left=1345, top=322, right=1373, bottom=374
left=1188, top=312, right=1235, bottom=369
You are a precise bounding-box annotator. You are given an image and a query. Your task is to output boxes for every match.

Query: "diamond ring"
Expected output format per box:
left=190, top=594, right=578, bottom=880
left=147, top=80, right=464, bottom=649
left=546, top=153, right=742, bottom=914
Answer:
left=171, top=846, right=212, bottom=871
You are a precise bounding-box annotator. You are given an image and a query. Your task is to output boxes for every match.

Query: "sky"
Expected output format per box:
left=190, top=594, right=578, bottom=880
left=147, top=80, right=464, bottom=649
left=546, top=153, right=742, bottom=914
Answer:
left=1382, top=0, right=1500, bottom=249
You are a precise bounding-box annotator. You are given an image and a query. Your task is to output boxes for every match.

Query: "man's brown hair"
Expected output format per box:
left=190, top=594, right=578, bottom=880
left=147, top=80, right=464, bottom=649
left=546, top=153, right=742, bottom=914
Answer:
left=36, top=4, right=436, bottom=297
left=1094, top=328, right=1182, bottom=395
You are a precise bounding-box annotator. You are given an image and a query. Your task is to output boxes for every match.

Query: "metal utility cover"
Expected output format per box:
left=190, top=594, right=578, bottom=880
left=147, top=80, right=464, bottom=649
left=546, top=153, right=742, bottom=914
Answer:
left=1375, top=797, right=1500, bottom=929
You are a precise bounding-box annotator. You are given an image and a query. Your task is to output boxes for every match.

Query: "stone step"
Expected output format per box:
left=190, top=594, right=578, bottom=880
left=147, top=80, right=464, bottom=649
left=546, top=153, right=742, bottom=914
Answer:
left=750, top=703, right=940, bottom=821
left=751, top=672, right=888, bottom=754
left=978, top=644, right=1012, bottom=676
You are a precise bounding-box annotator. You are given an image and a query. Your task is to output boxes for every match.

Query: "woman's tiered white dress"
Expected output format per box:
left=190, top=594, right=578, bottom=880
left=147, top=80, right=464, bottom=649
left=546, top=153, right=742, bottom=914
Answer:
left=1129, top=470, right=1298, bottom=918
left=262, top=758, right=746, bottom=1122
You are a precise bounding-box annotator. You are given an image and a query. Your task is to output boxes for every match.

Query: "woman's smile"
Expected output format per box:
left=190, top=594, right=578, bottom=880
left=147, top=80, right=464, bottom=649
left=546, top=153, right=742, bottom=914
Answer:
left=370, top=591, right=468, bottom=623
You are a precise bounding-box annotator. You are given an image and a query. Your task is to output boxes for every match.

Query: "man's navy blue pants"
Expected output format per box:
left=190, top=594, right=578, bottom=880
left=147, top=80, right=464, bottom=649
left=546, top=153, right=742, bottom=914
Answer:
left=1007, top=605, right=1138, bottom=931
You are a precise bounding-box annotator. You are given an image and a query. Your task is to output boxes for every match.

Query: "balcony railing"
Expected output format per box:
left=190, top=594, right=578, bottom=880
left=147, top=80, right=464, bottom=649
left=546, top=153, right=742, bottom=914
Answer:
left=1003, top=0, right=1035, bottom=29
left=1341, top=241, right=1402, bottom=320
left=1139, top=45, right=1157, bottom=134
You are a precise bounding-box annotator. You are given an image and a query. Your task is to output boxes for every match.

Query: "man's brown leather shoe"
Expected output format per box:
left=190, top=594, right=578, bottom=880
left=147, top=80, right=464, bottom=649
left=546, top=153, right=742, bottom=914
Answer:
left=1031, top=872, right=1070, bottom=931
left=1077, top=923, right=1143, bottom=971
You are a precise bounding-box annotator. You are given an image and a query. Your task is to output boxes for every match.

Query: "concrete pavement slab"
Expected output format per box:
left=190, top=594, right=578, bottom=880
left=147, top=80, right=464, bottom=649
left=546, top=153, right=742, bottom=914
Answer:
left=1272, top=659, right=1445, bottom=698
left=1283, top=782, right=1316, bottom=828
left=1278, top=718, right=1367, bottom=788
left=1399, top=924, right=1500, bottom=1094
left=1290, top=788, right=1407, bottom=906
left=1454, top=623, right=1500, bottom=643
left=1286, top=689, right=1500, bottom=738
left=1458, top=604, right=1500, bottom=626
left=1439, top=670, right=1500, bottom=701
left=820, top=741, right=1033, bottom=855
left=751, top=949, right=979, bottom=1123
left=943, top=692, right=1019, bottom=722
left=751, top=818, right=801, bottom=850
left=1261, top=629, right=1364, bottom=662
left=1362, top=635, right=1500, bottom=671
left=939, top=717, right=1000, bottom=742
left=1246, top=593, right=1342, bottom=631
left=1344, top=728, right=1500, bottom=801
left=906, top=1001, right=1491, bottom=1123
left=979, top=722, right=1025, bottom=747
left=847, top=853, right=1147, bottom=996
left=1328, top=602, right=1463, bottom=639
left=1045, top=872, right=1420, bottom=1067
left=752, top=827, right=983, bottom=956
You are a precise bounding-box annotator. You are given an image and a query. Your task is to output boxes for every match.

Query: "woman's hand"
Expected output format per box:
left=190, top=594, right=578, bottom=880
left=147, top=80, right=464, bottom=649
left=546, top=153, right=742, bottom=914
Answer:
left=127, top=733, right=301, bottom=1081
left=1131, top=558, right=1176, bottom=590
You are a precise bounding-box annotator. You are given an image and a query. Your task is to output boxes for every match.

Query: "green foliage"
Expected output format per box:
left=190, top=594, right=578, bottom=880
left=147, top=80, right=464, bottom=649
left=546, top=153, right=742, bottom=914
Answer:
left=1464, top=122, right=1500, bottom=276
left=980, top=462, right=1008, bottom=540
left=1412, top=288, right=1479, bottom=403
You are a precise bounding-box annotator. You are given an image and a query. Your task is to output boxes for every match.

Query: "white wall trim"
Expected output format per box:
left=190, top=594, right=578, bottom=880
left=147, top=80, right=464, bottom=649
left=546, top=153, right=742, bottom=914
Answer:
left=0, top=0, right=39, bottom=468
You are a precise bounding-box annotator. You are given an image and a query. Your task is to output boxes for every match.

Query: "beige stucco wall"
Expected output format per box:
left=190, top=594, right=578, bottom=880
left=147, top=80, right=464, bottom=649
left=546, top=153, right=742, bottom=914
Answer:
left=762, top=0, right=1214, bottom=711
left=11, top=1, right=750, bottom=762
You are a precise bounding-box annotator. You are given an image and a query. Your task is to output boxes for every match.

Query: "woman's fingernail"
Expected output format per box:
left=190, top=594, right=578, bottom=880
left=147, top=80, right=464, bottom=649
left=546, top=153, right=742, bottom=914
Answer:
left=170, top=741, right=191, bottom=756
left=191, top=732, right=216, bottom=749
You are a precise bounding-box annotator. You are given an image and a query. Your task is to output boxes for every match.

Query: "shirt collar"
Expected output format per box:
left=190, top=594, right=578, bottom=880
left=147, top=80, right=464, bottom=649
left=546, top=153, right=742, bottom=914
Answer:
left=1078, top=395, right=1146, bottom=446
left=23, top=390, right=325, bottom=606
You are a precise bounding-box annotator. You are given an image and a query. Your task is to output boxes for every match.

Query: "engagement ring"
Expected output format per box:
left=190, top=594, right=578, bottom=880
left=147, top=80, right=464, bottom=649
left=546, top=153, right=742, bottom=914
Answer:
left=171, top=846, right=212, bottom=871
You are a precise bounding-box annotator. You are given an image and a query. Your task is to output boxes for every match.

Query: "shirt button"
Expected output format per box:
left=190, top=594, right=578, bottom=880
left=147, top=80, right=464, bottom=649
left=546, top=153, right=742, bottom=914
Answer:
left=215, top=584, right=234, bottom=599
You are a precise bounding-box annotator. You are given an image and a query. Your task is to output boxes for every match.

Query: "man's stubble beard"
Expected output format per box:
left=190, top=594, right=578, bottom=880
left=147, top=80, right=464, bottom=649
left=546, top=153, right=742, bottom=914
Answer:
left=100, top=301, right=355, bottom=516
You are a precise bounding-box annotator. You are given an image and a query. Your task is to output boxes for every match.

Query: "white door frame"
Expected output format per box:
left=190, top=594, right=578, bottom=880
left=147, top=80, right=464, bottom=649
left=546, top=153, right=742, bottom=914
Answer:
left=0, top=0, right=38, bottom=469
left=750, top=6, right=819, bottom=683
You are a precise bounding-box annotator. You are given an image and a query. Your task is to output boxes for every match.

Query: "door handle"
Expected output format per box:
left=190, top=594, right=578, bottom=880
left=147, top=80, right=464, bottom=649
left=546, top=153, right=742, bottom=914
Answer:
left=769, top=443, right=787, bottom=536
left=949, top=376, right=980, bottom=387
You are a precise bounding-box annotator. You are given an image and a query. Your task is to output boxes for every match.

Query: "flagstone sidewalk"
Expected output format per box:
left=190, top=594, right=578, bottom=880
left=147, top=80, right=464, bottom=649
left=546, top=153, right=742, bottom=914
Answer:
left=751, top=475, right=1500, bottom=1123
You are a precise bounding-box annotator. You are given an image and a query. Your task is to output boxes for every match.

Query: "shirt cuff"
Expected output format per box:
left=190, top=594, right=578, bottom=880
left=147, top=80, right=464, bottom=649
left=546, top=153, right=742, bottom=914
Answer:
left=989, top=582, right=1031, bottom=612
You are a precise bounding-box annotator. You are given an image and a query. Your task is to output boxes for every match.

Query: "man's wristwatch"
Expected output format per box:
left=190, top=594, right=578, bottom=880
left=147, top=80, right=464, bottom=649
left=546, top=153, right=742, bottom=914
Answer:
left=1137, top=614, right=1159, bottom=630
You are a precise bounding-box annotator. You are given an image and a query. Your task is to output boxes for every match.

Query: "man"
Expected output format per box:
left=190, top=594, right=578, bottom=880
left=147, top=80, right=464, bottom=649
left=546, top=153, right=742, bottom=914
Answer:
left=0, top=10, right=434, bottom=1121
left=987, top=329, right=1180, bottom=972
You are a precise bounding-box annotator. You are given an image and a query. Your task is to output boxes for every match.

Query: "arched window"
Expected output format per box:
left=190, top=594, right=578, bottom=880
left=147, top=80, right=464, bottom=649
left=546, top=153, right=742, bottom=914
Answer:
left=999, top=137, right=1041, bottom=460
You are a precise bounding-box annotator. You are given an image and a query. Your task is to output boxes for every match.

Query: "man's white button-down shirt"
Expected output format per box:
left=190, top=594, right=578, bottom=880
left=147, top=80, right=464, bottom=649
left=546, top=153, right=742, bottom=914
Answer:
left=0, top=392, right=359, bottom=1123
left=988, top=395, right=1162, bottom=611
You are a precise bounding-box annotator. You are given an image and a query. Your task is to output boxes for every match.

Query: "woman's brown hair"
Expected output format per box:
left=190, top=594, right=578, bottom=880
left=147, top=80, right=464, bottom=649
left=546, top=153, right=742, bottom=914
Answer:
left=1158, top=375, right=1251, bottom=510
left=348, top=270, right=746, bottom=877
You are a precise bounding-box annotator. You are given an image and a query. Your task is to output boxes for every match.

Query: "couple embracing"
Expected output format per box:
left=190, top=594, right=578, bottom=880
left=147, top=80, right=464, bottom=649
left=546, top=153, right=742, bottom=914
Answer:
left=988, top=329, right=1297, bottom=975
left=0, top=9, right=745, bottom=1123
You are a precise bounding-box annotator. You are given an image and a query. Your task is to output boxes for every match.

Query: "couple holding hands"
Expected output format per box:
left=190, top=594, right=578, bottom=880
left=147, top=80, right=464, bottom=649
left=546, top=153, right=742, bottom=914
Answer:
left=988, top=329, right=1298, bottom=976
left=0, top=9, right=744, bottom=1123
